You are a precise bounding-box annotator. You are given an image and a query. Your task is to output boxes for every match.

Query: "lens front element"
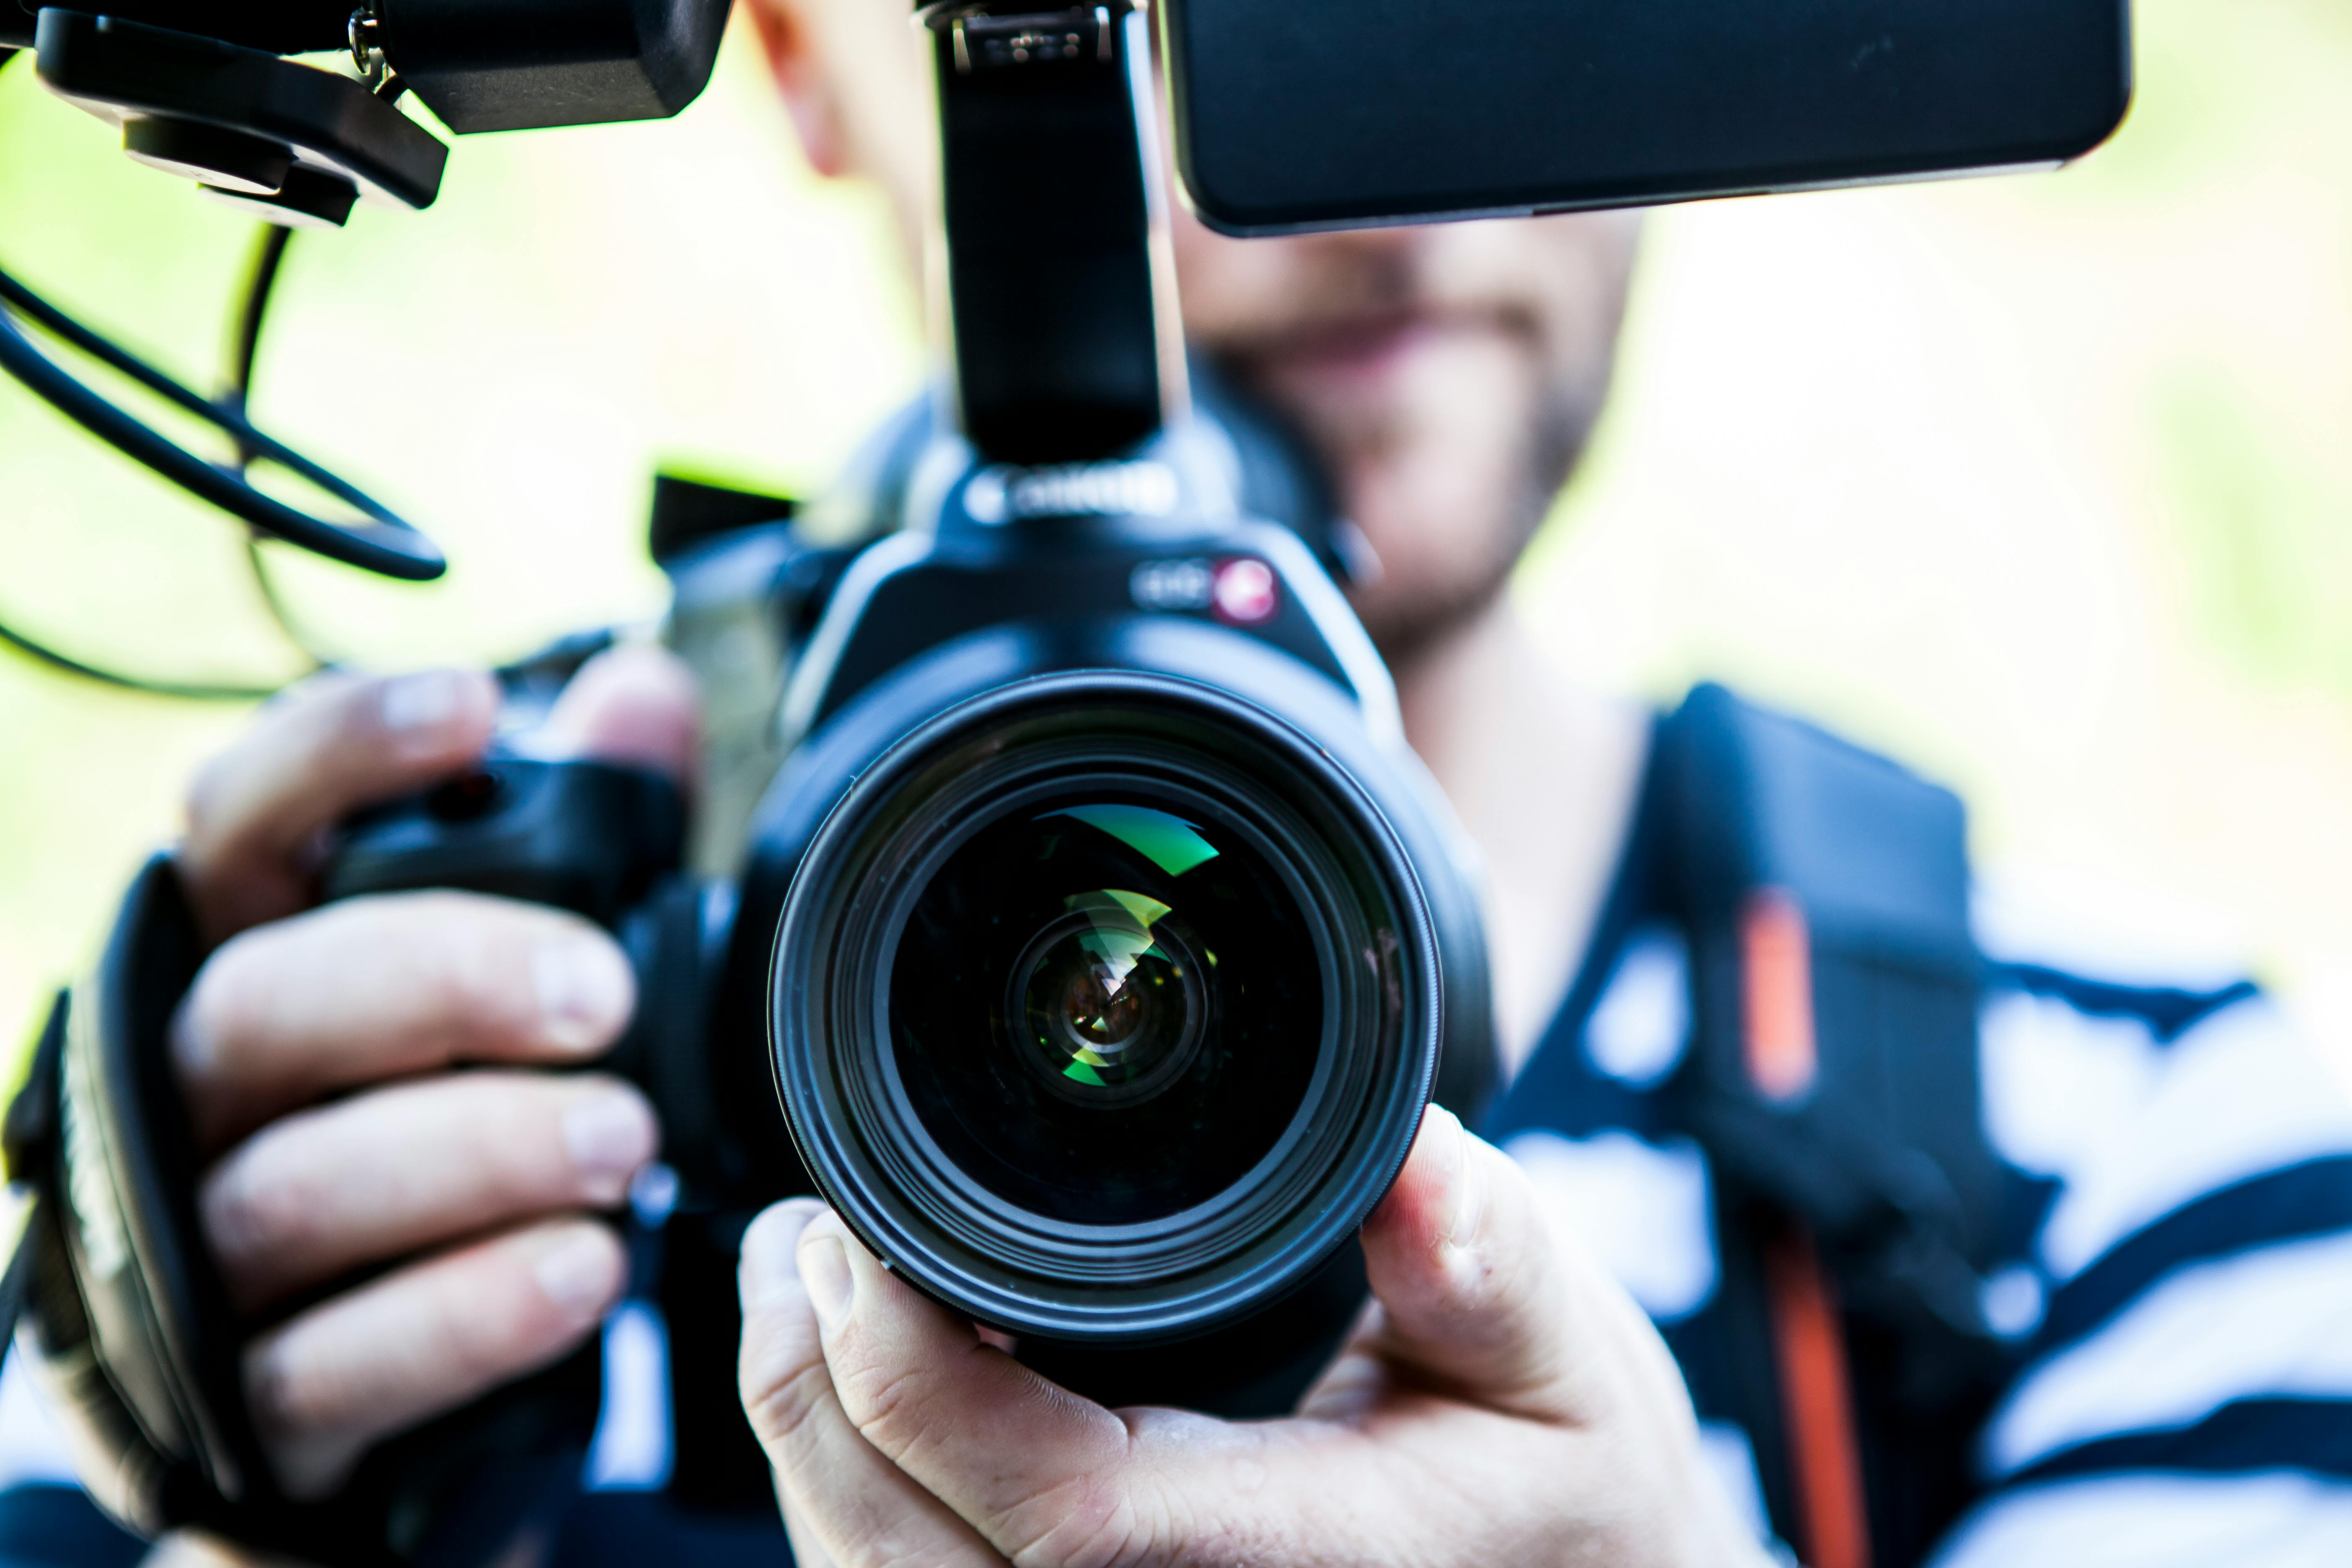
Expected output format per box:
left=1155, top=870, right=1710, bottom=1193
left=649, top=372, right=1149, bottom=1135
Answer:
left=890, top=793, right=1323, bottom=1227
left=770, top=673, right=1447, bottom=1343
left=1015, top=888, right=1205, bottom=1107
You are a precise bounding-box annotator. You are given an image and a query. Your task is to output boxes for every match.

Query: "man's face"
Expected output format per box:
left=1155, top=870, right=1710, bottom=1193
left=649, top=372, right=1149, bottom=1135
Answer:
left=761, top=0, right=1639, bottom=657
left=1171, top=210, right=1638, bottom=655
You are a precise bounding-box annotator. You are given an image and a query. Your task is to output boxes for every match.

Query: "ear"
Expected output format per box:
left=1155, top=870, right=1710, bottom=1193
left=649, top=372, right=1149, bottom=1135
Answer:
left=740, top=0, right=852, bottom=177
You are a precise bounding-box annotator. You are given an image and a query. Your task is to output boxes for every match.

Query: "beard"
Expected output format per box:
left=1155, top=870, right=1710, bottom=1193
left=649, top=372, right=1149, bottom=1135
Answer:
left=1179, top=213, right=1638, bottom=665
left=1212, top=307, right=1620, bottom=664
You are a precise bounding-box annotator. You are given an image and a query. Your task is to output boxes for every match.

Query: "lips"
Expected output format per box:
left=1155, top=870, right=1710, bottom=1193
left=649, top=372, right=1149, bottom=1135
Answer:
left=1249, top=312, right=1436, bottom=383
left=1238, top=306, right=1536, bottom=397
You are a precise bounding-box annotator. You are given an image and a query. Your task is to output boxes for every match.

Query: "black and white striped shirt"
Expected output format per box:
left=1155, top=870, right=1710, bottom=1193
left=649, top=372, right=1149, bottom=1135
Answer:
left=1492, top=863, right=2352, bottom=1563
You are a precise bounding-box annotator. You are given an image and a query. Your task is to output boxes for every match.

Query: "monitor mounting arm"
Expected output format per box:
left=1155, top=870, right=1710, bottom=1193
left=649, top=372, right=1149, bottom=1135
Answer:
left=924, top=1, right=1187, bottom=466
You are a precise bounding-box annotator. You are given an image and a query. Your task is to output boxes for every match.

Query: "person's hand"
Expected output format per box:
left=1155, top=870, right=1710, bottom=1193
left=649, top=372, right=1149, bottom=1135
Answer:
left=168, top=648, right=697, bottom=1498
left=736, top=1104, right=1772, bottom=1568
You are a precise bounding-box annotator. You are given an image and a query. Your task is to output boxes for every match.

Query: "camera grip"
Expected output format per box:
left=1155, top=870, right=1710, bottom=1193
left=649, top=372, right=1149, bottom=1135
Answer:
left=12, top=857, right=609, bottom=1565
left=322, top=756, right=686, bottom=925
left=0, top=761, right=697, bottom=1563
left=321, top=756, right=741, bottom=1192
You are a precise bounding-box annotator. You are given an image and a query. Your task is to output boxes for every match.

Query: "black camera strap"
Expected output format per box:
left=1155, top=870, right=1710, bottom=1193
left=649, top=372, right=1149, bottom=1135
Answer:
left=0, top=987, right=64, bottom=1369
left=1653, top=686, right=2026, bottom=1568
left=1493, top=686, right=2028, bottom=1568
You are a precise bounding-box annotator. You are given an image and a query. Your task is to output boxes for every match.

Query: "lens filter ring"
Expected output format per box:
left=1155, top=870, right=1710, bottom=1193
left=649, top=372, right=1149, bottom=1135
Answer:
left=771, top=671, right=1442, bottom=1343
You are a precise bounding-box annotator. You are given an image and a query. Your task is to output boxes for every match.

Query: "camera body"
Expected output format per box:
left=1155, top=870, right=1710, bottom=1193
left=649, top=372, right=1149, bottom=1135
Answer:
left=328, top=388, right=1498, bottom=1416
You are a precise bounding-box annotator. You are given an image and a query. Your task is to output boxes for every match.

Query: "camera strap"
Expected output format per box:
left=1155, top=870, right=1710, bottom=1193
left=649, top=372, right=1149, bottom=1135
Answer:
left=1489, top=686, right=2029, bottom=1568
left=1651, top=685, right=2027, bottom=1568
left=0, top=992, right=59, bottom=1372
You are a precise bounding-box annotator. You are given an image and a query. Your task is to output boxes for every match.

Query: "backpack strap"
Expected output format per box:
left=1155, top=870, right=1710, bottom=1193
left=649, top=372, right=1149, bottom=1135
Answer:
left=1656, top=684, right=2020, bottom=1568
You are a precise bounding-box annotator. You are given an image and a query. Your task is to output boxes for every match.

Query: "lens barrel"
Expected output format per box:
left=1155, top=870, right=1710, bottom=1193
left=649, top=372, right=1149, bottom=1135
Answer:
left=770, top=668, right=1447, bottom=1344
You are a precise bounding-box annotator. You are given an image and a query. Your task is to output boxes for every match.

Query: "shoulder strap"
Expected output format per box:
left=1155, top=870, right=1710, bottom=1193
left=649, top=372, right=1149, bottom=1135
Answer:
left=1656, top=684, right=2019, bottom=1568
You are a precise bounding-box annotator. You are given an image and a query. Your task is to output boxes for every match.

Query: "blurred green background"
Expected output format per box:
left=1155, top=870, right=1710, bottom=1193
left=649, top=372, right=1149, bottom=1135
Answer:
left=3, top=0, right=2349, bottom=1066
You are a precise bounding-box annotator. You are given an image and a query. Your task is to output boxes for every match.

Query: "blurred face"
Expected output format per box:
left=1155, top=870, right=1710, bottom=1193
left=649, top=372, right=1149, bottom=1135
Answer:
left=1173, top=212, right=1637, bottom=655
left=749, top=0, right=1639, bottom=658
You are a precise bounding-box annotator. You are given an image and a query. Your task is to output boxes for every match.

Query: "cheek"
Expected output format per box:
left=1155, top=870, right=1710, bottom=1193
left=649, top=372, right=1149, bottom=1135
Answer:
left=1336, top=333, right=1545, bottom=621
left=1170, top=215, right=1308, bottom=341
left=1421, top=212, right=1638, bottom=375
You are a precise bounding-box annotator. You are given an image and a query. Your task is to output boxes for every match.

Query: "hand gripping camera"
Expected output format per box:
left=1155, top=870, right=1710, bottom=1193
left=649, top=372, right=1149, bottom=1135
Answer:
left=4, top=3, right=1495, bottom=1560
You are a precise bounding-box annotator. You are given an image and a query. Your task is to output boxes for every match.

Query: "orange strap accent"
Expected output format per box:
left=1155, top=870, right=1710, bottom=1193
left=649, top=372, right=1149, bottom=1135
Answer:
left=1764, top=1230, right=1872, bottom=1568
left=1740, top=889, right=1818, bottom=1101
left=1741, top=888, right=1870, bottom=1568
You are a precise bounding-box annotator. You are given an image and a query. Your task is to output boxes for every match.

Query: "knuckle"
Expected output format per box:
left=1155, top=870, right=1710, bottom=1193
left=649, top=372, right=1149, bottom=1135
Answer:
left=199, top=1151, right=304, bottom=1266
left=178, top=930, right=273, bottom=1073
left=743, top=1356, right=838, bottom=1458
left=1006, top=1473, right=1146, bottom=1568
left=836, top=1358, right=928, bottom=1450
left=183, top=673, right=357, bottom=840
left=244, top=1341, right=307, bottom=1435
left=419, top=894, right=597, bottom=1001
left=245, top=1330, right=345, bottom=1444
left=182, top=752, right=237, bottom=846
left=441, top=1277, right=564, bottom=1388
left=365, top=895, right=546, bottom=1035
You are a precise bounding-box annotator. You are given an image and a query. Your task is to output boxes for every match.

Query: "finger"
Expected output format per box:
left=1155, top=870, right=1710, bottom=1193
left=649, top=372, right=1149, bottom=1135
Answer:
left=735, top=1202, right=1006, bottom=1568
left=777, top=1493, right=846, bottom=1568
left=246, top=1217, right=625, bottom=1500
left=1294, top=1297, right=1392, bottom=1422
left=181, top=668, right=502, bottom=943
left=1355, top=1104, right=1612, bottom=1424
left=174, top=892, right=633, bottom=1150
left=203, top=1072, right=657, bottom=1313
left=139, top=1532, right=297, bottom=1568
left=538, top=644, right=701, bottom=784
left=799, top=1212, right=1592, bottom=1568
left=794, top=1211, right=1273, bottom=1567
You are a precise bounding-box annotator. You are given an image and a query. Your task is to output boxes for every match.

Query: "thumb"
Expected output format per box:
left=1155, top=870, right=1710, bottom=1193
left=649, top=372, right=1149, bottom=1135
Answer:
left=1358, top=1104, right=1612, bottom=1424
left=539, top=644, right=701, bottom=787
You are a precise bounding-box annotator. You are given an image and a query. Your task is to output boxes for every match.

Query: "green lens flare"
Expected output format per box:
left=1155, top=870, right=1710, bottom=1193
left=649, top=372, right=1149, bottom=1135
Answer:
left=1020, top=888, right=1206, bottom=1098
left=1041, top=804, right=1222, bottom=877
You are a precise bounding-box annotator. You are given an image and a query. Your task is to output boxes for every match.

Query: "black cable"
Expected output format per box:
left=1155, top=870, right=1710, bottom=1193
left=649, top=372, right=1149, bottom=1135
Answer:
left=0, top=44, right=426, bottom=701
left=0, top=619, right=284, bottom=703
left=0, top=231, right=344, bottom=700
left=0, top=266, right=443, bottom=580
left=227, top=224, right=293, bottom=415
left=222, top=222, right=341, bottom=672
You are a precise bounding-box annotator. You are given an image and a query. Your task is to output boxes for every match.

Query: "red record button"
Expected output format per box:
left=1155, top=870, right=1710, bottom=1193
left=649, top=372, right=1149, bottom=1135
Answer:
left=1211, top=557, right=1279, bottom=625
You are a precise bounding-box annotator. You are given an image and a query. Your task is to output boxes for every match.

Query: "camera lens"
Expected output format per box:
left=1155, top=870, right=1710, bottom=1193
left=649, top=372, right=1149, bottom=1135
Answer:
left=771, top=672, right=1448, bottom=1342
left=887, top=793, right=1321, bottom=1225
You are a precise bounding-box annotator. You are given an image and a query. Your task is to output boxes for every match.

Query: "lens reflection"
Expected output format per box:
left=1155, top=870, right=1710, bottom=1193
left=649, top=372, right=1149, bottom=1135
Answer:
left=887, top=792, right=1323, bottom=1226
left=1016, top=891, right=1205, bottom=1106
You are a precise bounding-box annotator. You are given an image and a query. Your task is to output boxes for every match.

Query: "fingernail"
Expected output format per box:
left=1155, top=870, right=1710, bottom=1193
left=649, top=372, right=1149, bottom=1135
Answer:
left=532, top=935, right=633, bottom=1052
left=535, top=1229, right=620, bottom=1318
left=379, top=670, right=475, bottom=736
left=1429, top=1104, right=1484, bottom=1246
left=799, top=1230, right=854, bottom=1330
left=738, top=1200, right=822, bottom=1310
left=168, top=995, right=215, bottom=1079
left=563, top=1090, right=656, bottom=1201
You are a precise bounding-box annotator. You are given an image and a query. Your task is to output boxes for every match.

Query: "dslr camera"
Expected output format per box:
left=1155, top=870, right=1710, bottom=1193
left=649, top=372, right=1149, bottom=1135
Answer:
left=0, top=0, right=2128, bottom=1562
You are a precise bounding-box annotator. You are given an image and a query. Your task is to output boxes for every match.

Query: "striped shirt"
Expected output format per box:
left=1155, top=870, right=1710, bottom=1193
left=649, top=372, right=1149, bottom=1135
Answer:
left=1490, top=860, right=2352, bottom=1564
